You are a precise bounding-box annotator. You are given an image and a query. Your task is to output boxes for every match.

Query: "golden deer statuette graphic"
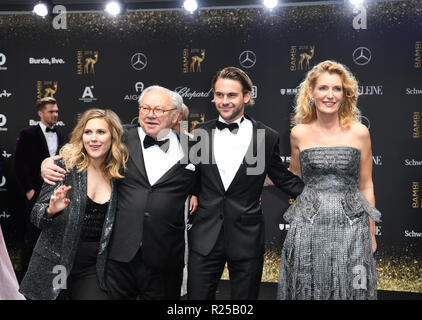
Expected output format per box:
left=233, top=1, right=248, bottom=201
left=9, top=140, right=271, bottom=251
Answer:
left=190, top=114, right=205, bottom=132
left=44, top=82, right=58, bottom=98
left=84, top=52, right=98, bottom=74
left=298, top=46, right=315, bottom=70
left=190, top=49, right=205, bottom=72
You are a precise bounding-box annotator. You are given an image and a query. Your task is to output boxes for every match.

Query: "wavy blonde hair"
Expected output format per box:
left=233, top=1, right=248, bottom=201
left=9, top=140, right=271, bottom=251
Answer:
left=294, top=60, right=360, bottom=128
left=59, top=109, right=128, bottom=179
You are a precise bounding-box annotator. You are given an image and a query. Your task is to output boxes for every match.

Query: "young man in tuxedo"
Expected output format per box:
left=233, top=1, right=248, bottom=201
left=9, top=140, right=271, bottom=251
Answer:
left=187, top=67, right=304, bottom=300
left=40, top=86, right=197, bottom=299
left=13, top=97, right=63, bottom=278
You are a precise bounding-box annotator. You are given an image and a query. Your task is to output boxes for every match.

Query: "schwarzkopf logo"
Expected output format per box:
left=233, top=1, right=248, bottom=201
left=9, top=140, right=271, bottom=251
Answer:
left=404, top=230, right=422, bottom=237
left=352, top=47, right=371, bottom=66
left=406, top=88, right=422, bottom=95
left=405, top=159, right=422, bottom=166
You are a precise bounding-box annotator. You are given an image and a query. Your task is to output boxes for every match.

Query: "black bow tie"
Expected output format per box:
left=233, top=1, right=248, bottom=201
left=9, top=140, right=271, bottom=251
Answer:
left=143, top=135, right=169, bottom=153
left=215, top=119, right=243, bottom=134
left=46, top=127, right=56, bottom=133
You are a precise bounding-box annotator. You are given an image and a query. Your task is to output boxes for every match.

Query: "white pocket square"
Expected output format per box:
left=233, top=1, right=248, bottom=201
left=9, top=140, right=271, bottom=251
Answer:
left=185, top=163, right=196, bottom=171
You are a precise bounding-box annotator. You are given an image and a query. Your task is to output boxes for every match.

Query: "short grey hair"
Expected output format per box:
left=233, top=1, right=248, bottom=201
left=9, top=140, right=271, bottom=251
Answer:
left=138, top=85, right=183, bottom=114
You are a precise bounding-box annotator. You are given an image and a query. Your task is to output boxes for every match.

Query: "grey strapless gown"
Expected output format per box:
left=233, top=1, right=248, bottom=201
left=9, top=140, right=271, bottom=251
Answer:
left=277, top=146, right=381, bottom=300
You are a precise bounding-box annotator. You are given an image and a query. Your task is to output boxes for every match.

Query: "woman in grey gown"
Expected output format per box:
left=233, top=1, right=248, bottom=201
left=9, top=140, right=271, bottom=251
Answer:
left=277, top=60, right=381, bottom=300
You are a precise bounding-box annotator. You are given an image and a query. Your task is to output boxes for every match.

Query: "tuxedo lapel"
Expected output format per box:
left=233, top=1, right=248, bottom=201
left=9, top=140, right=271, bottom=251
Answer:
left=36, top=125, right=50, bottom=158
left=207, top=122, right=226, bottom=193
left=126, top=128, right=149, bottom=185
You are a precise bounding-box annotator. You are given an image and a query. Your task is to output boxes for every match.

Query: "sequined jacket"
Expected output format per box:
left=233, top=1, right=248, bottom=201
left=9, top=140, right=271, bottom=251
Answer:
left=19, top=160, right=117, bottom=300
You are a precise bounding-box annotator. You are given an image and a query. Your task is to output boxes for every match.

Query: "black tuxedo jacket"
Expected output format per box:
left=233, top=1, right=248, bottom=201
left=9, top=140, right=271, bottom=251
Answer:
left=108, top=125, right=196, bottom=270
left=188, top=115, right=304, bottom=261
left=13, top=124, right=64, bottom=196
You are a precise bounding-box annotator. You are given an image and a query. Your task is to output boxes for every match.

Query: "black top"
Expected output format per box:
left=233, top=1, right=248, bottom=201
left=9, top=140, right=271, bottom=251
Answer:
left=80, top=196, right=109, bottom=242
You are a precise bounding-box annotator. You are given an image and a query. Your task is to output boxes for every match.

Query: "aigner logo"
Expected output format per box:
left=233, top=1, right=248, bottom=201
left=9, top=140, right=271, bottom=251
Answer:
left=131, top=53, right=147, bottom=71
left=183, top=49, right=206, bottom=73
left=77, top=51, right=99, bottom=75
left=352, top=47, right=371, bottom=66
left=124, top=82, right=145, bottom=101
left=239, top=50, right=256, bottom=69
left=0, top=53, right=7, bottom=70
left=290, top=46, right=315, bottom=71
left=37, top=81, right=58, bottom=99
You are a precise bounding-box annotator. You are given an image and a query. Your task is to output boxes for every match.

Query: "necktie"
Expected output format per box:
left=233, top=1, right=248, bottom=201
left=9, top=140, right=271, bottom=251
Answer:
left=215, top=118, right=243, bottom=134
left=46, top=127, right=56, bottom=133
left=143, top=135, right=169, bottom=153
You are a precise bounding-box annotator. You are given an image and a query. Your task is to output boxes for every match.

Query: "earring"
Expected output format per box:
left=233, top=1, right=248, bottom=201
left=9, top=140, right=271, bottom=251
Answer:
left=309, top=98, right=314, bottom=107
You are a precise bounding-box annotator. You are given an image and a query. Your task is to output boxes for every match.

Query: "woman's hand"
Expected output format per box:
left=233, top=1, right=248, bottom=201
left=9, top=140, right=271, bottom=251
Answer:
left=46, top=185, right=72, bottom=216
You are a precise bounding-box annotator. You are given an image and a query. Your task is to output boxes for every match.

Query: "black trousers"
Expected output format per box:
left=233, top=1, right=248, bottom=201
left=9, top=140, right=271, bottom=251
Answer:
left=106, top=247, right=183, bottom=300
left=187, top=229, right=264, bottom=300
left=57, top=241, right=109, bottom=300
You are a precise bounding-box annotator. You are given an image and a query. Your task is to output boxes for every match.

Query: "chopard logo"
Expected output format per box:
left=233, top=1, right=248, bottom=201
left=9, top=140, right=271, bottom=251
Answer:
left=175, top=87, right=213, bottom=100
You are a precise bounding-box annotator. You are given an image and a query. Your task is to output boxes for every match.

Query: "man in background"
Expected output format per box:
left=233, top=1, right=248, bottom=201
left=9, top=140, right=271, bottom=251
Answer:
left=13, top=97, right=63, bottom=278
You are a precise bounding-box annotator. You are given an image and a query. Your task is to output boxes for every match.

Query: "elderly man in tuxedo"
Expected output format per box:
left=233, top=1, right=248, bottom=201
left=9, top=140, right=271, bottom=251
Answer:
left=40, top=86, right=197, bottom=299
left=13, top=97, right=63, bottom=278
left=187, top=67, right=304, bottom=300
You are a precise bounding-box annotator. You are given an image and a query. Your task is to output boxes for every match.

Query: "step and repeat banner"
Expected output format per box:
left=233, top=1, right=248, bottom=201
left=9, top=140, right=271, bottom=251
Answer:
left=0, top=0, right=421, bottom=293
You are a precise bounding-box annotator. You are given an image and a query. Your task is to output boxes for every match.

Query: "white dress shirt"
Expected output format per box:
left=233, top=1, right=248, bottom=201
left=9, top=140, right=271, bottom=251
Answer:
left=213, top=115, right=253, bottom=191
left=39, top=122, right=58, bottom=157
left=137, top=127, right=185, bottom=186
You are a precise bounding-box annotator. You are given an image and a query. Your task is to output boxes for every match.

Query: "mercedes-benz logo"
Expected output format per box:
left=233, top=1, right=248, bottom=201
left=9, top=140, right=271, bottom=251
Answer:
left=239, top=50, right=256, bottom=69
left=352, top=47, right=371, bottom=66
left=131, top=53, right=147, bottom=71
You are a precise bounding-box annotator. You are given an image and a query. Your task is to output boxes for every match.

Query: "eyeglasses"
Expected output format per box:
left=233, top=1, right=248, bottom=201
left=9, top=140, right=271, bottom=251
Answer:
left=139, top=104, right=176, bottom=117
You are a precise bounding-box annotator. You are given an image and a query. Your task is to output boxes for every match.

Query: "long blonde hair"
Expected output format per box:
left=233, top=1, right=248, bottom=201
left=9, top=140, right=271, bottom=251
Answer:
left=294, top=60, right=360, bottom=128
left=60, top=109, right=128, bottom=179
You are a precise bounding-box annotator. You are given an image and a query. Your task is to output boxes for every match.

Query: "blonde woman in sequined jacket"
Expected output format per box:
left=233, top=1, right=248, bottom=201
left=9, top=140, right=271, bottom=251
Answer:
left=19, top=109, right=128, bottom=300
